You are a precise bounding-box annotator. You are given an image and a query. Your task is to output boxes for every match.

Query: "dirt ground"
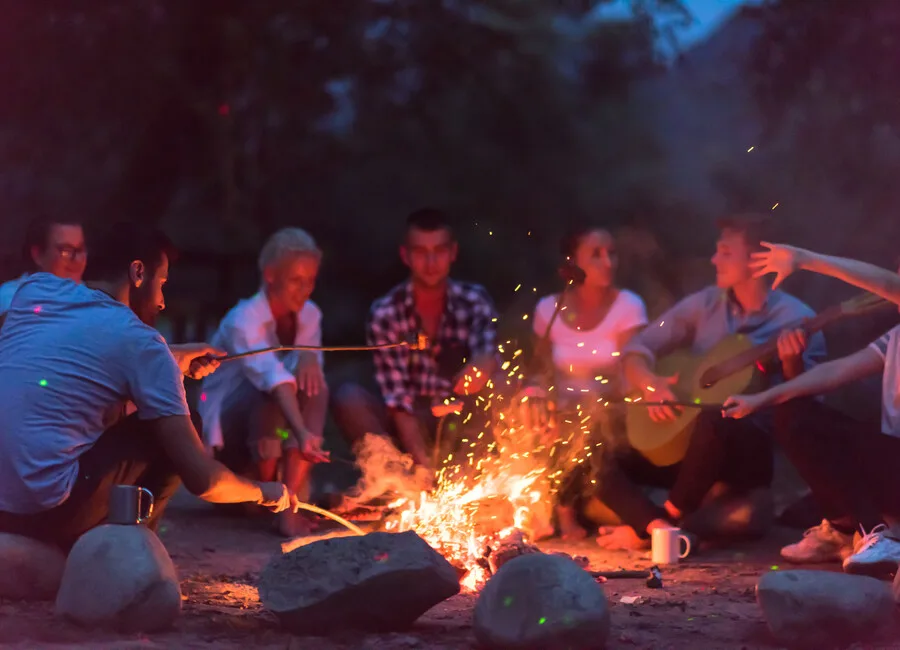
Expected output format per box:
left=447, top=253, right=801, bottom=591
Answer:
left=2, top=491, right=898, bottom=650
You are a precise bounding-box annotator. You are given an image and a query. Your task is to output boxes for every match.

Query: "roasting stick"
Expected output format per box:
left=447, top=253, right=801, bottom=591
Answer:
left=609, top=399, right=732, bottom=411
left=217, top=335, right=428, bottom=362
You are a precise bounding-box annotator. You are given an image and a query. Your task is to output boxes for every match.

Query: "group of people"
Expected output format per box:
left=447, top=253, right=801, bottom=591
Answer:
left=1, top=209, right=899, bottom=583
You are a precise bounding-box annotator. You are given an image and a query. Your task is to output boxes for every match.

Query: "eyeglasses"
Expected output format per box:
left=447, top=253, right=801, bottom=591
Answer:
left=55, top=245, right=87, bottom=260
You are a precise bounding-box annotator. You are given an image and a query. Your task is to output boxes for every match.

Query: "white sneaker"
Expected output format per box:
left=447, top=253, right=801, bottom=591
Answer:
left=843, top=524, right=900, bottom=578
left=781, top=519, right=855, bottom=564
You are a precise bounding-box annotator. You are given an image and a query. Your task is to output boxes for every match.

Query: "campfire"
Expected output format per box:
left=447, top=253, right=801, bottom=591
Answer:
left=382, top=465, right=549, bottom=591
left=334, top=389, right=601, bottom=591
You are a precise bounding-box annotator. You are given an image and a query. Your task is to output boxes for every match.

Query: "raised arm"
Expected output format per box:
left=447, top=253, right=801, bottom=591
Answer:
left=752, top=242, right=900, bottom=304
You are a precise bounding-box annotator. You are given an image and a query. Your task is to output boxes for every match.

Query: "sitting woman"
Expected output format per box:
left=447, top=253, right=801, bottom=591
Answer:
left=199, top=228, right=331, bottom=538
left=531, top=226, right=648, bottom=539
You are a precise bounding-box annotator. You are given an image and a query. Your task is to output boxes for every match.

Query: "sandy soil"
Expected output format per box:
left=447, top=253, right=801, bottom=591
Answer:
left=2, top=492, right=898, bottom=650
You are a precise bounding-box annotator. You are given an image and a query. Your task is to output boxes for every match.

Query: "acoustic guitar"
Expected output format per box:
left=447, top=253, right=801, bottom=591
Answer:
left=626, top=292, right=889, bottom=467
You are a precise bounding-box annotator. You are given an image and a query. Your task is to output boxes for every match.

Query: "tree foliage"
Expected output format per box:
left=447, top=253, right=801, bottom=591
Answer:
left=0, top=1, right=690, bottom=336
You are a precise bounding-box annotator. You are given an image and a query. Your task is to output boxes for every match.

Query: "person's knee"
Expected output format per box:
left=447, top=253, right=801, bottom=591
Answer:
left=691, top=410, right=724, bottom=443
left=331, top=382, right=372, bottom=414
left=254, top=436, right=287, bottom=463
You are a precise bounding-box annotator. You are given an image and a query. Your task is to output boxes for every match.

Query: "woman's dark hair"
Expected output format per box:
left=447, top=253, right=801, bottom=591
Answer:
left=559, top=225, right=612, bottom=261
left=84, top=221, right=177, bottom=282
left=558, top=225, right=612, bottom=285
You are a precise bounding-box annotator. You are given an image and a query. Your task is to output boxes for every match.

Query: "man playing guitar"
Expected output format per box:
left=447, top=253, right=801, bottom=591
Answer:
left=594, top=214, right=826, bottom=550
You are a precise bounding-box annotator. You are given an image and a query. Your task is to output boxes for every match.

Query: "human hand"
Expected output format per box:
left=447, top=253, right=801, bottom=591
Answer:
left=257, top=482, right=292, bottom=512
left=750, top=243, right=810, bottom=290
left=721, top=393, right=767, bottom=419
left=299, top=434, right=330, bottom=464
left=776, top=327, right=808, bottom=365
left=432, top=399, right=464, bottom=417
left=453, top=361, right=490, bottom=395
left=643, top=373, right=682, bottom=423
left=295, top=353, right=325, bottom=397
left=514, top=385, right=553, bottom=433
left=171, top=343, right=226, bottom=380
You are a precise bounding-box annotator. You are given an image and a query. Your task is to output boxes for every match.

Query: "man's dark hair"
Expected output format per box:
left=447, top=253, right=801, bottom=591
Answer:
left=715, top=213, right=774, bottom=252
left=22, top=215, right=83, bottom=269
left=84, top=221, right=177, bottom=282
left=405, top=208, right=454, bottom=239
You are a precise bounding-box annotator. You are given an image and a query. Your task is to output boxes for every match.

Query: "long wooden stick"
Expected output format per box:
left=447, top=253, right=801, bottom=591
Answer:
left=218, top=340, right=414, bottom=362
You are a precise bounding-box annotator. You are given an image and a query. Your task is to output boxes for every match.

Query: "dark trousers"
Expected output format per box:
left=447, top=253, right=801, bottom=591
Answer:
left=216, top=383, right=330, bottom=474
left=774, top=398, right=900, bottom=533
left=594, top=409, right=774, bottom=535
left=330, top=382, right=494, bottom=461
left=331, top=382, right=437, bottom=449
left=0, top=414, right=181, bottom=551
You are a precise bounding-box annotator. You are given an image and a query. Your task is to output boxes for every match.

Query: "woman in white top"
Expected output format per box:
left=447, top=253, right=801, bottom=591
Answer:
left=532, top=227, right=648, bottom=539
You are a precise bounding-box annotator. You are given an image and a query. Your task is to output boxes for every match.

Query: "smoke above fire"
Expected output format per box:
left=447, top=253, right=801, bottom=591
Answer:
left=343, top=433, right=431, bottom=505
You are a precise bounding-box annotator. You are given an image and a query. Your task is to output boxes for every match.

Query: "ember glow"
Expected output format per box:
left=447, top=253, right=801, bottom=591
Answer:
left=384, top=462, right=549, bottom=591
left=341, top=341, right=612, bottom=591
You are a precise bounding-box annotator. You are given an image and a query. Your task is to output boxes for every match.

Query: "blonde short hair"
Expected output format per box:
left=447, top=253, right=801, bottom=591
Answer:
left=258, top=227, right=322, bottom=273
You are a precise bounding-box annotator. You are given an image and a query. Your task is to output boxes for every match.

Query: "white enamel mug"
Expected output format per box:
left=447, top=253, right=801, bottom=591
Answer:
left=651, top=527, right=691, bottom=565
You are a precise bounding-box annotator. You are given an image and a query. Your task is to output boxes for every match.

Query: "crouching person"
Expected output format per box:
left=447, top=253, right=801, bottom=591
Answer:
left=199, top=228, right=330, bottom=537
left=0, top=222, right=297, bottom=552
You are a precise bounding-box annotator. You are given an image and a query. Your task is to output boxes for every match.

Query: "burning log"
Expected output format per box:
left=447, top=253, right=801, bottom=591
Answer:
left=462, top=496, right=516, bottom=538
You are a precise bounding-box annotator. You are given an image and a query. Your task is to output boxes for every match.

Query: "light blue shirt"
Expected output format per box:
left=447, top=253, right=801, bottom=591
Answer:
left=0, top=273, right=28, bottom=315
left=624, top=286, right=827, bottom=431
left=626, top=286, right=826, bottom=381
left=0, top=274, right=189, bottom=513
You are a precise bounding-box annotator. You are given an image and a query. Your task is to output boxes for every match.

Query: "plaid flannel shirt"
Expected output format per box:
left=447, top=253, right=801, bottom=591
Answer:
left=367, top=280, right=499, bottom=413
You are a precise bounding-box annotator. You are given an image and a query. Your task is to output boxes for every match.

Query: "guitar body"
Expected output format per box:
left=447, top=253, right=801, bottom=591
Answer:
left=626, top=334, right=759, bottom=467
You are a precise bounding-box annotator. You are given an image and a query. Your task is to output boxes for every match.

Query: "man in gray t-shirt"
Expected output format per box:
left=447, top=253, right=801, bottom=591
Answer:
left=0, top=222, right=302, bottom=550
left=726, top=242, right=900, bottom=579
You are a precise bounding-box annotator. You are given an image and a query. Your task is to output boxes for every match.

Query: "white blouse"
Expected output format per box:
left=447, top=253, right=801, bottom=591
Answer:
left=533, top=289, right=648, bottom=398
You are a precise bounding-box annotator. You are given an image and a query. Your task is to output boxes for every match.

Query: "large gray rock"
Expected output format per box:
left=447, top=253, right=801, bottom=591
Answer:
left=259, top=530, right=460, bottom=634
left=55, top=525, right=181, bottom=632
left=0, top=533, right=66, bottom=601
left=757, top=570, right=894, bottom=648
left=474, top=553, right=610, bottom=650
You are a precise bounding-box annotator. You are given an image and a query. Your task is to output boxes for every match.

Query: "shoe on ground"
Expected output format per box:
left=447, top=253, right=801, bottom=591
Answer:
left=842, top=524, right=900, bottom=578
left=781, top=519, right=854, bottom=564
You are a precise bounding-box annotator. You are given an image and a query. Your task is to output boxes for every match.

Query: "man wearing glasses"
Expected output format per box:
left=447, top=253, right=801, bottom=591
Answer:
left=0, top=216, right=87, bottom=320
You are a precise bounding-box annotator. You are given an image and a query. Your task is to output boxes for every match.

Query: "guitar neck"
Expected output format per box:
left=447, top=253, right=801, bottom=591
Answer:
left=737, top=303, right=843, bottom=366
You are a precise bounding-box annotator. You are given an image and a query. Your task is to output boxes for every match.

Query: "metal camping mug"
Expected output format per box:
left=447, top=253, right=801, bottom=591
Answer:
left=108, top=485, right=155, bottom=525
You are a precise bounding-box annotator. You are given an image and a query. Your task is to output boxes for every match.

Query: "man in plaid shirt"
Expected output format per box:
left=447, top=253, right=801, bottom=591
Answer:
left=333, top=209, right=499, bottom=470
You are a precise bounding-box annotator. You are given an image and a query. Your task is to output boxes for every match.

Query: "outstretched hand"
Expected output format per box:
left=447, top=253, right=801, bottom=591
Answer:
left=749, top=242, right=809, bottom=290
left=721, top=394, right=767, bottom=419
